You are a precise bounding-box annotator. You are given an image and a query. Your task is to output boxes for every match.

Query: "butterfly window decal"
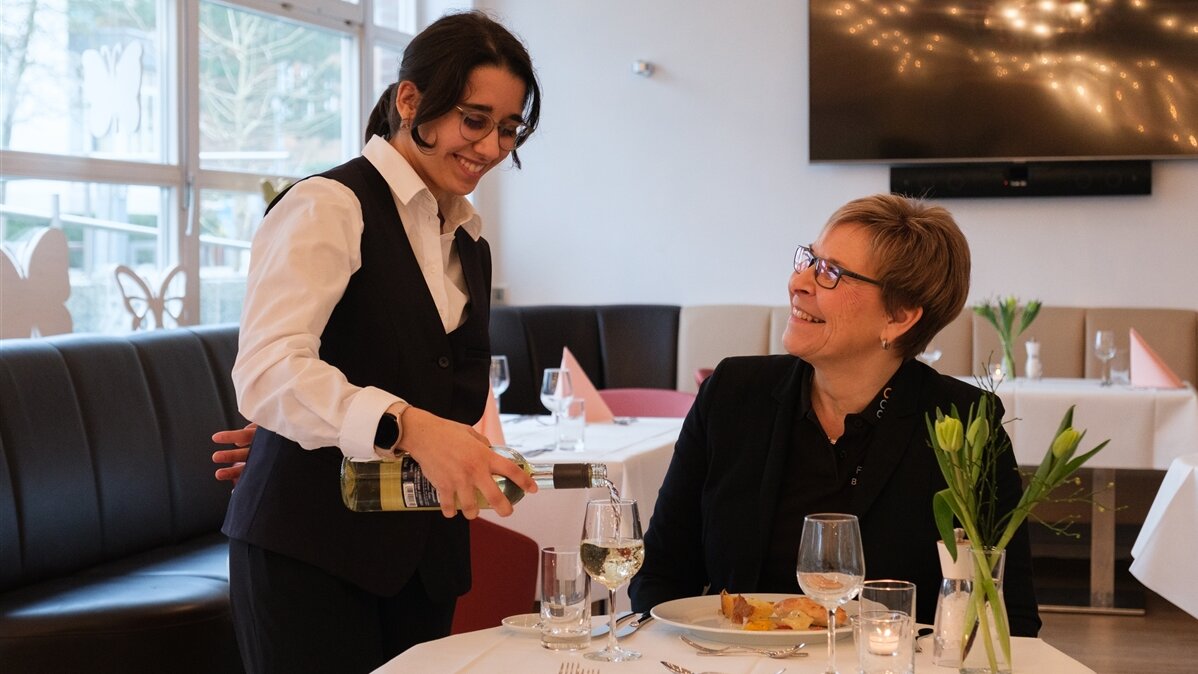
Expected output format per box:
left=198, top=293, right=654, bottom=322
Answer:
left=80, top=41, right=143, bottom=138
left=114, top=265, right=186, bottom=331
left=0, top=227, right=73, bottom=339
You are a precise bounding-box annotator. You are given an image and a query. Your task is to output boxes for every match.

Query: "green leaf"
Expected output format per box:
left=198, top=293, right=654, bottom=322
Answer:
left=933, top=490, right=960, bottom=561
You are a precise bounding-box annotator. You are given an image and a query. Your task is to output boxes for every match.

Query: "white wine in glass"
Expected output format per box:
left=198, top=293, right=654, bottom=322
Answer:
left=1094, top=330, right=1117, bottom=386
left=796, top=513, right=865, bottom=674
left=581, top=498, right=644, bottom=662
left=490, top=355, right=510, bottom=411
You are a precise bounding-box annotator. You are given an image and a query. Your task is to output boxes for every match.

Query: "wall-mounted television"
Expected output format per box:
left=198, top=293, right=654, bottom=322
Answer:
left=809, top=0, right=1198, bottom=163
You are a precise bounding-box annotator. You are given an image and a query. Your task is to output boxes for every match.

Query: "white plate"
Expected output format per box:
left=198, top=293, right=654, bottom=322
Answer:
left=650, top=594, right=855, bottom=647
left=500, top=613, right=541, bottom=635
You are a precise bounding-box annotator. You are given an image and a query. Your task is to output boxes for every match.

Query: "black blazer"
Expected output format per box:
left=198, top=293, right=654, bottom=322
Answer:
left=630, top=355, right=1041, bottom=636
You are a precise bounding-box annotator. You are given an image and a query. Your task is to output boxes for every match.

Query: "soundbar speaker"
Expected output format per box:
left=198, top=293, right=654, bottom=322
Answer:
left=890, top=161, right=1151, bottom=198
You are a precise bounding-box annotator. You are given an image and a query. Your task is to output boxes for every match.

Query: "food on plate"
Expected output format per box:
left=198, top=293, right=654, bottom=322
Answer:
left=718, top=590, right=846, bottom=631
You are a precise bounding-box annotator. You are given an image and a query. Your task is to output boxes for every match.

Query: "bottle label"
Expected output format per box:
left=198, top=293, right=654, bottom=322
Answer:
left=400, top=457, right=441, bottom=508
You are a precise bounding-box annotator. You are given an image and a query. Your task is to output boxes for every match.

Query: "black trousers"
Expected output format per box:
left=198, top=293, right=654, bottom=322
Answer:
left=228, top=539, right=456, bottom=674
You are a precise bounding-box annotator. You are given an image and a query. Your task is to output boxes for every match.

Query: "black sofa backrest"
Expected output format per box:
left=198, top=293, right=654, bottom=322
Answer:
left=0, top=326, right=244, bottom=592
left=490, top=305, right=680, bottom=414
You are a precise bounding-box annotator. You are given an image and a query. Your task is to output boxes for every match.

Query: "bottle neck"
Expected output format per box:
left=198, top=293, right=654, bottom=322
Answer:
left=529, top=462, right=609, bottom=489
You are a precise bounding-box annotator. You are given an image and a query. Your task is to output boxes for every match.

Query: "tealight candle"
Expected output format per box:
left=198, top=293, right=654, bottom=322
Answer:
left=992, top=364, right=1006, bottom=383
left=868, top=627, right=900, bottom=655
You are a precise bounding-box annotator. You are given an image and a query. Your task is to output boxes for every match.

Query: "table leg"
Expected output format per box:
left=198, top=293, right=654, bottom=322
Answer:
left=1089, top=468, right=1116, bottom=609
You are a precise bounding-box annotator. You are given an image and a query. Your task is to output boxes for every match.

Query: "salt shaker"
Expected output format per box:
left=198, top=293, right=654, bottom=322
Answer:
left=932, top=531, right=974, bottom=667
left=1024, top=339, right=1043, bottom=381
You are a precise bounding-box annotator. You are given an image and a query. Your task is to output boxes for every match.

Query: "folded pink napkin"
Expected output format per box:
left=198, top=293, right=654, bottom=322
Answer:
left=561, top=347, right=615, bottom=422
left=1129, top=328, right=1184, bottom=388
left=473, top=387, right=506, bottom=445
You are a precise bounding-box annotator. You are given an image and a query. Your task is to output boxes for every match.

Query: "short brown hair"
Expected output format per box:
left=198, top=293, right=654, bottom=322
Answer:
left=821, top=193, right=971, bottom=360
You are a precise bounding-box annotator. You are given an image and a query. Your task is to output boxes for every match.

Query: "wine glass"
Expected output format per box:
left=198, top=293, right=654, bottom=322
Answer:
left=917, top=343, right=943, bottom=367
left=796, top=513, right=865, bottom=674
left=490, top=355, right=510, bottom=411
left=1094, top=330, right=1117, bottom=386
left=581, top=498, right=644, bottom=662
left=540, top=368, right=574, bottom=423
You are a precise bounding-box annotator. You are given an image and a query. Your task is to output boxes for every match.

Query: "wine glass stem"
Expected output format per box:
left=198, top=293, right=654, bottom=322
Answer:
left=1102, top=359, right=1111, bottom=385
left=826, top=607, right=837, bottom=674
left=606, top=589, right=618, bottom=653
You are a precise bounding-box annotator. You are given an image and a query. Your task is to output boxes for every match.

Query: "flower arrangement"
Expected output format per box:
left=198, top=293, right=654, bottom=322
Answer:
left=973, top=297, right=1041, bottom=379
left=927, top=380, right=1108, bottom=672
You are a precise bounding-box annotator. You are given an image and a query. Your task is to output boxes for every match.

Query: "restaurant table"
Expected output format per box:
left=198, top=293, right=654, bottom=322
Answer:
left=985, top=378, right=1198, bottom=614
left=1129, top=452, right=1198, bottom=619
left=481, top=415, right=684, bottom=613
left=373, top=617, right=1096, bottom=673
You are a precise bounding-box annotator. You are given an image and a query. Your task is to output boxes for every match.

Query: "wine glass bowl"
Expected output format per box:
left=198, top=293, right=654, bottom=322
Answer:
left=490, top=355, right=510, bottom=410
left=796, top=513, right=865, bottom=674
left=1094, top=330, right=1117, bottom=386
left=581, top=498, right=644, bottom=662
left=917, top=343, right=943, bottom=367
left=540, top=368, right=574, bottom=427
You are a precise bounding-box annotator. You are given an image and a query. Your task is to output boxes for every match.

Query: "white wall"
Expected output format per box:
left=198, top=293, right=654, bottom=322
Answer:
left=475, top=1, right=1198, bottom=310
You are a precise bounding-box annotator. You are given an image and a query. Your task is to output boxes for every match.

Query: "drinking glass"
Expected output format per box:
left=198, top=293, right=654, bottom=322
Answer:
left=581, top=498, right=644, bottom=662
left=540, top=368, right=574, bottom=423
left=1094, top=330, right=1117, bottom=386
left=797, top=513, right=866, bottom=674
left=490, top=355, right=510, bottom=411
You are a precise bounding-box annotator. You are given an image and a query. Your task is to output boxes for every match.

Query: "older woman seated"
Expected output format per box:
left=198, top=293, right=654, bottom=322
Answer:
left=628, top=193, right=1041, bottom=637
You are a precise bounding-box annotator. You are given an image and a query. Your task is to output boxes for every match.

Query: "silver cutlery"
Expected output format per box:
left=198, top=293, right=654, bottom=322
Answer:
left=557, top=662, right=598, bottom=674
left=661, top=661, right=785, bottom=674
left=679, top=633, right=807, bottom=658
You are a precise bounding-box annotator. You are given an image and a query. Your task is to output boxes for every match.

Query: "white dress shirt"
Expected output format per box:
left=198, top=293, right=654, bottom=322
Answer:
left=232, top=135, right=483, bottom=460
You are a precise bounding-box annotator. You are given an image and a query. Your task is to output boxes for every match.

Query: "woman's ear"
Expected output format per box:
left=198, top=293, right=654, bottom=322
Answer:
left=884, top=305, right=924, bottom=343
left=394, top=81, right=421, bottom=125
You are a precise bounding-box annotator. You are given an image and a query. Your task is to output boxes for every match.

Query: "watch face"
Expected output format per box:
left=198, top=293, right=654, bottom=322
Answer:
left=375, top=412, right=399, bottom=449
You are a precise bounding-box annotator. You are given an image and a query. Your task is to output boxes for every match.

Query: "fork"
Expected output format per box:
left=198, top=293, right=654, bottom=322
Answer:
left=558, top=662, right=599, bottom=674
left=680, top=634, right=808, bottom=658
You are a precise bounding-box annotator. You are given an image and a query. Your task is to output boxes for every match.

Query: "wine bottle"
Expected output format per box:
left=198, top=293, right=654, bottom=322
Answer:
left=340, top=446, right=609, bottom=512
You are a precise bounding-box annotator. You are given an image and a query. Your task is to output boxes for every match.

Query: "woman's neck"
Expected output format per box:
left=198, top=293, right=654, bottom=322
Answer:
left=810, top=356, right=904, bottom=440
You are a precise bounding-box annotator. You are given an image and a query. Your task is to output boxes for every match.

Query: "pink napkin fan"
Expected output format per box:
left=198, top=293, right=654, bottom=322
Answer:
left=561, top=347, right=615, bottom=422
left=1129, top=328, right=1184, bottom=389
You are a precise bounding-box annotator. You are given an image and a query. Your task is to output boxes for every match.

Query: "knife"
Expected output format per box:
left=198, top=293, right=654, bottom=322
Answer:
left=591, top=610, right=652, bottom=638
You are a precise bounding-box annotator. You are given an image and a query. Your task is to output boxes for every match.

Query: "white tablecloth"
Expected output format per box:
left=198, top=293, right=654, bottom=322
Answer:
left=482, top=415, right=683, bottom=612
left=1130, top=453, right=1198, bottom=619
left=374, top=618, right=1095, bottom=673
left=987, top=378, right=1198, bottom=470
left=980, top=378, right=1198, bottom=610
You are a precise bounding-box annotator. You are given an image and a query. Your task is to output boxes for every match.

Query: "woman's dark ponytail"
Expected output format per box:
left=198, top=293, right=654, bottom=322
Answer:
left=363, top=83, right=400, bottom=144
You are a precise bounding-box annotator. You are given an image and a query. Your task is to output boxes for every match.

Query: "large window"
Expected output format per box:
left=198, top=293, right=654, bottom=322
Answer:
left=1, top=0, right=417, bottom=337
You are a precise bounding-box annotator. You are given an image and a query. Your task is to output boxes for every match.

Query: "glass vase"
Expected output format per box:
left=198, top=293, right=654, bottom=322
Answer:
left=960, top=547, right=1012, bottom=674
left=1000, top=341, right=1016, bottom=381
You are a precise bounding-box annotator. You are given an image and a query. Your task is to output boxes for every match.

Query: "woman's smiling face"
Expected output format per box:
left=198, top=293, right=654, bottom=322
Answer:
left=782, top=222, right=892, bottom=367
left=393, top=65, right=527, bottom=202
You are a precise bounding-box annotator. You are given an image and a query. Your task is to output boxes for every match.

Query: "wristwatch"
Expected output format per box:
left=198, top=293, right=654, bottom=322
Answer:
left=373, top=401, right=410, bottom=453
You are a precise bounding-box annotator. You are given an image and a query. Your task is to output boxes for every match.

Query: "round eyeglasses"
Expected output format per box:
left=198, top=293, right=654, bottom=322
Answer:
left=793, top=245, right=882, bottom=290
left=454, top=105, right=529, bottom=151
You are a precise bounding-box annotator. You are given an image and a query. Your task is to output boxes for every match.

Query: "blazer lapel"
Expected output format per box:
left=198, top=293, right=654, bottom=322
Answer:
left=749, top=360, right=808, bottom=577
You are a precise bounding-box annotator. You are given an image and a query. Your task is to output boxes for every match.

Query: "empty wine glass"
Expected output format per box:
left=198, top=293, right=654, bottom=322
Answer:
left=540, top=368, right=574, bottom=424
left=490, top=355, right=510, bottom=411
left=1094, top=330, right=1117, bottom=386
left=797, top=513, right=865, bottom=674
left=581, top=498, right=644, bottom=662
left=917, top=343, right=943, bottom=367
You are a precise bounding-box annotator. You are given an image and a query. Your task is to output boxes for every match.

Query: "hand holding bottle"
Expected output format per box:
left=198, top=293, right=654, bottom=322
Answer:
left=398, top=407, right=538, bottom=518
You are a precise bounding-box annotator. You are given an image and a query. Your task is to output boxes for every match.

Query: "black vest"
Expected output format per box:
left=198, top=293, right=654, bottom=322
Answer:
left=223, top=156, right=492, bottom=597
